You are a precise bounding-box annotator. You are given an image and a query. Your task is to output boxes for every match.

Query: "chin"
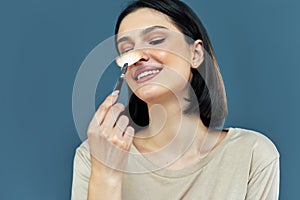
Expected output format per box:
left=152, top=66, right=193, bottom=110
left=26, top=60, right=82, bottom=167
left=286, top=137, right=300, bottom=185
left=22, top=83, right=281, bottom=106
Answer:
left=135, top=84, right=169, bottom=103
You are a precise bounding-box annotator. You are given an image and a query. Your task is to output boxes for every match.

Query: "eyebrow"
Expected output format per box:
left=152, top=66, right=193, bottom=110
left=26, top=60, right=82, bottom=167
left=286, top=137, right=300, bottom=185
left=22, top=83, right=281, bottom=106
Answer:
left=116, top=25, right=168, bottom=45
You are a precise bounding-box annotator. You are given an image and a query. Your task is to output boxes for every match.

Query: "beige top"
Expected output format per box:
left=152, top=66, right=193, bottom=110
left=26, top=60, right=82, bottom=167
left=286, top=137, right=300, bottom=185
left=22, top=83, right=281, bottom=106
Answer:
left=71, top=127, right=280, bottom=200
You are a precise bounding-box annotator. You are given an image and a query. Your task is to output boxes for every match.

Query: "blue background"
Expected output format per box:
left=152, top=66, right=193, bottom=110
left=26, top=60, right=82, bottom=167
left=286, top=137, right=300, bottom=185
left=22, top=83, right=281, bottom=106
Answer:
left=1, top=0, right=299, bottom=199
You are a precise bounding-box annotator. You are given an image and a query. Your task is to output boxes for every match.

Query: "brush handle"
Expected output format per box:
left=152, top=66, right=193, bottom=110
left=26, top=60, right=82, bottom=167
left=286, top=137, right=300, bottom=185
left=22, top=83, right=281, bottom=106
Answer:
left=113, top=76, right=124, bottom=91
left=113, top=63, right=128, bottom=92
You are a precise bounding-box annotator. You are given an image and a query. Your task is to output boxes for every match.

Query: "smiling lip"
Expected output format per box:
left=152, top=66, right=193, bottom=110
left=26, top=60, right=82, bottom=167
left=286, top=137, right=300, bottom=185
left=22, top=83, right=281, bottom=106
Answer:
left=133, top=65, right=163, bottom=84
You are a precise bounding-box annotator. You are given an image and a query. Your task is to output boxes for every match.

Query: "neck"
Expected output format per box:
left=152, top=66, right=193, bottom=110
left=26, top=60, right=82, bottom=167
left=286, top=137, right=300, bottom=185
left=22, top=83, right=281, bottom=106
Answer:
left=133, top=92, right=207, bottom=154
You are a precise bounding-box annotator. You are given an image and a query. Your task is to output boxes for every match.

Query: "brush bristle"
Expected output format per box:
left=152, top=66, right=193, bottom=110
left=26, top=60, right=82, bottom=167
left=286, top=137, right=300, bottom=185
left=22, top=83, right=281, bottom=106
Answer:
left=116, top=51, right=143, bottom=67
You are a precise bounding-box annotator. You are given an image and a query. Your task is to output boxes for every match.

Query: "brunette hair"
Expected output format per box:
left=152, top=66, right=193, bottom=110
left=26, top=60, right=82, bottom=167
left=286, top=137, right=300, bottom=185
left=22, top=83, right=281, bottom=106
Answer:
left=115, top=0, right=227, bottom=130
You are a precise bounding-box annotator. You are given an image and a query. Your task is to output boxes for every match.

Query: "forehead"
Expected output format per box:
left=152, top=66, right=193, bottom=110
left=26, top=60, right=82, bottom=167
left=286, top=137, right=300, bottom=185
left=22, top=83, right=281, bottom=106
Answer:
left=117, top=8, right=182, bottom=35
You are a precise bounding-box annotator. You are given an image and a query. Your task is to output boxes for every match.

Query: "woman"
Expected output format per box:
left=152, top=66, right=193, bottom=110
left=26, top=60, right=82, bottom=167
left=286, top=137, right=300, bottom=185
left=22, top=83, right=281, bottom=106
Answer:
left=72, top=0, right=280, bottom=199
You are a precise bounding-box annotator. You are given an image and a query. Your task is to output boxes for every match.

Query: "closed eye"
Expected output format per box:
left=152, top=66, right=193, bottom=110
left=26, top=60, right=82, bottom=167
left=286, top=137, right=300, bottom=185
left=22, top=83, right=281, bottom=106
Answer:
left=149, top=38, right=165, bottom=45
left=121, top=48, right=133, bottom=55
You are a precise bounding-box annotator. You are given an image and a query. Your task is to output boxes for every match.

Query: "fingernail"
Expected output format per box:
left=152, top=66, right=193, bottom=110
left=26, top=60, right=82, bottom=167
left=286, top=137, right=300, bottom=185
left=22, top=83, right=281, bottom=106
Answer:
left=125, top=126, right=135, bottom=137
left=111, top=90, right=119, bottom=96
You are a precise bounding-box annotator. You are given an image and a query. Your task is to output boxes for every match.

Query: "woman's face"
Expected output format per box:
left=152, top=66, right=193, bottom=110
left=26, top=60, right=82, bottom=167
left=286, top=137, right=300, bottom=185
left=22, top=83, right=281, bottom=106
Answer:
left=117, top=8, right=196, bottom=104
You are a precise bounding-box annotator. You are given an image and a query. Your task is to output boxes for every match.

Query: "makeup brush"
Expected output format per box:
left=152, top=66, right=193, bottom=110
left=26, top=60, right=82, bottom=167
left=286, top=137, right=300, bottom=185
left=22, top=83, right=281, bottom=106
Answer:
left=113, top=51, right=143, bottom=92
left=113, top=62, right=129, bottom=92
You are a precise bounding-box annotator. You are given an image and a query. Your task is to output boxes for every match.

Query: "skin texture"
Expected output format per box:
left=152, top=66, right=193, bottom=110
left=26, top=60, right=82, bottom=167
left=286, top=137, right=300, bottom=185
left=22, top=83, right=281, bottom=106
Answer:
left=117, top=8, right=201, bottom=104
left=87, top=91, right=134, bottom=200
left=87, top=8, right=227, bottom=200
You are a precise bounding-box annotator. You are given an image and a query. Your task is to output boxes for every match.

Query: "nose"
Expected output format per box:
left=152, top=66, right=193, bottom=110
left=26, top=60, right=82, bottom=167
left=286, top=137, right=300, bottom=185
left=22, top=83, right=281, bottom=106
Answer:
left=116, top=46, right=151, bottom=68
left=123, top=49, right=149, bottom=75
left=132, top=48, right=150, bottom=66
left=115, top=50, right=145, bottom=67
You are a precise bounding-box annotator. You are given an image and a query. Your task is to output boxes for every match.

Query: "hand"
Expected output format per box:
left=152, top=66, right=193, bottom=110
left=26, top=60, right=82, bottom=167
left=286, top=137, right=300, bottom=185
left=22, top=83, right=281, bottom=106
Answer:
left=87, top=90, right=134, bottom=177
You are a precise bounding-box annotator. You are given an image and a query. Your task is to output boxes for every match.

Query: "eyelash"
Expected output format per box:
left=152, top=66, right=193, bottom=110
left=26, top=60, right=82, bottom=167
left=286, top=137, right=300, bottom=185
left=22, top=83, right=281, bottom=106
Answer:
left=149, top=38, right=165, bottom=45
left=120, top=38, right=166, bottom=54
left=121, top=48, right=133, bottom=54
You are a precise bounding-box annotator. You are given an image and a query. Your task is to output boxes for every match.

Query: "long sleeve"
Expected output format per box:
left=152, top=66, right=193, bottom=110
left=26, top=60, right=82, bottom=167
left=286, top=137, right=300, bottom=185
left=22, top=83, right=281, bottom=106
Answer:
left=244, top=130, right=280, bottom=200
left=71, top=141, right=91, bottom=200
left=245, top=158, right=280, bottom=200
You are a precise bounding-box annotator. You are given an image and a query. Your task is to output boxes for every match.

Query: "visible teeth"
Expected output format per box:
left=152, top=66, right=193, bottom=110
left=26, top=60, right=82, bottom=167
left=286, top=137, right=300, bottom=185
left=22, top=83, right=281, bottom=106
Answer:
left=137, top=70, right=160, bottom=80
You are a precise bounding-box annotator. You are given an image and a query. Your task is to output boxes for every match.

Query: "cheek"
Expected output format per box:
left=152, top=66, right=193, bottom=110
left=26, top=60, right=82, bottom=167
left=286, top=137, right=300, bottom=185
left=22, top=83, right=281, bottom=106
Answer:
left=155, top=50, right=191, bottom=81
left=123, top=45, right=192, bottom=96
left=154, top=48, right=190, bottom=65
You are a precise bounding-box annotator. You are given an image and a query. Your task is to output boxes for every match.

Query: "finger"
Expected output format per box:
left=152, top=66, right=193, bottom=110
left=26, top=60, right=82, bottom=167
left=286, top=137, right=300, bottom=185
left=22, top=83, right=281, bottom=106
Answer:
left=123, top=126, right=135, bottom=148
left=103, top=103, right=125, bottom=128
left=109, top=125, right=134, bottom=151
left=113, top=115, right=129, bottom=138
left=95, top=90, right=119, bottom=125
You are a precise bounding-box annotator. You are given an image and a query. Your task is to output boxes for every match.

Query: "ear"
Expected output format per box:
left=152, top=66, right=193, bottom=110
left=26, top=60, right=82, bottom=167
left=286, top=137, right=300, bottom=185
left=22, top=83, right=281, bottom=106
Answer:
left=190, top=39, right=204, bottom=69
